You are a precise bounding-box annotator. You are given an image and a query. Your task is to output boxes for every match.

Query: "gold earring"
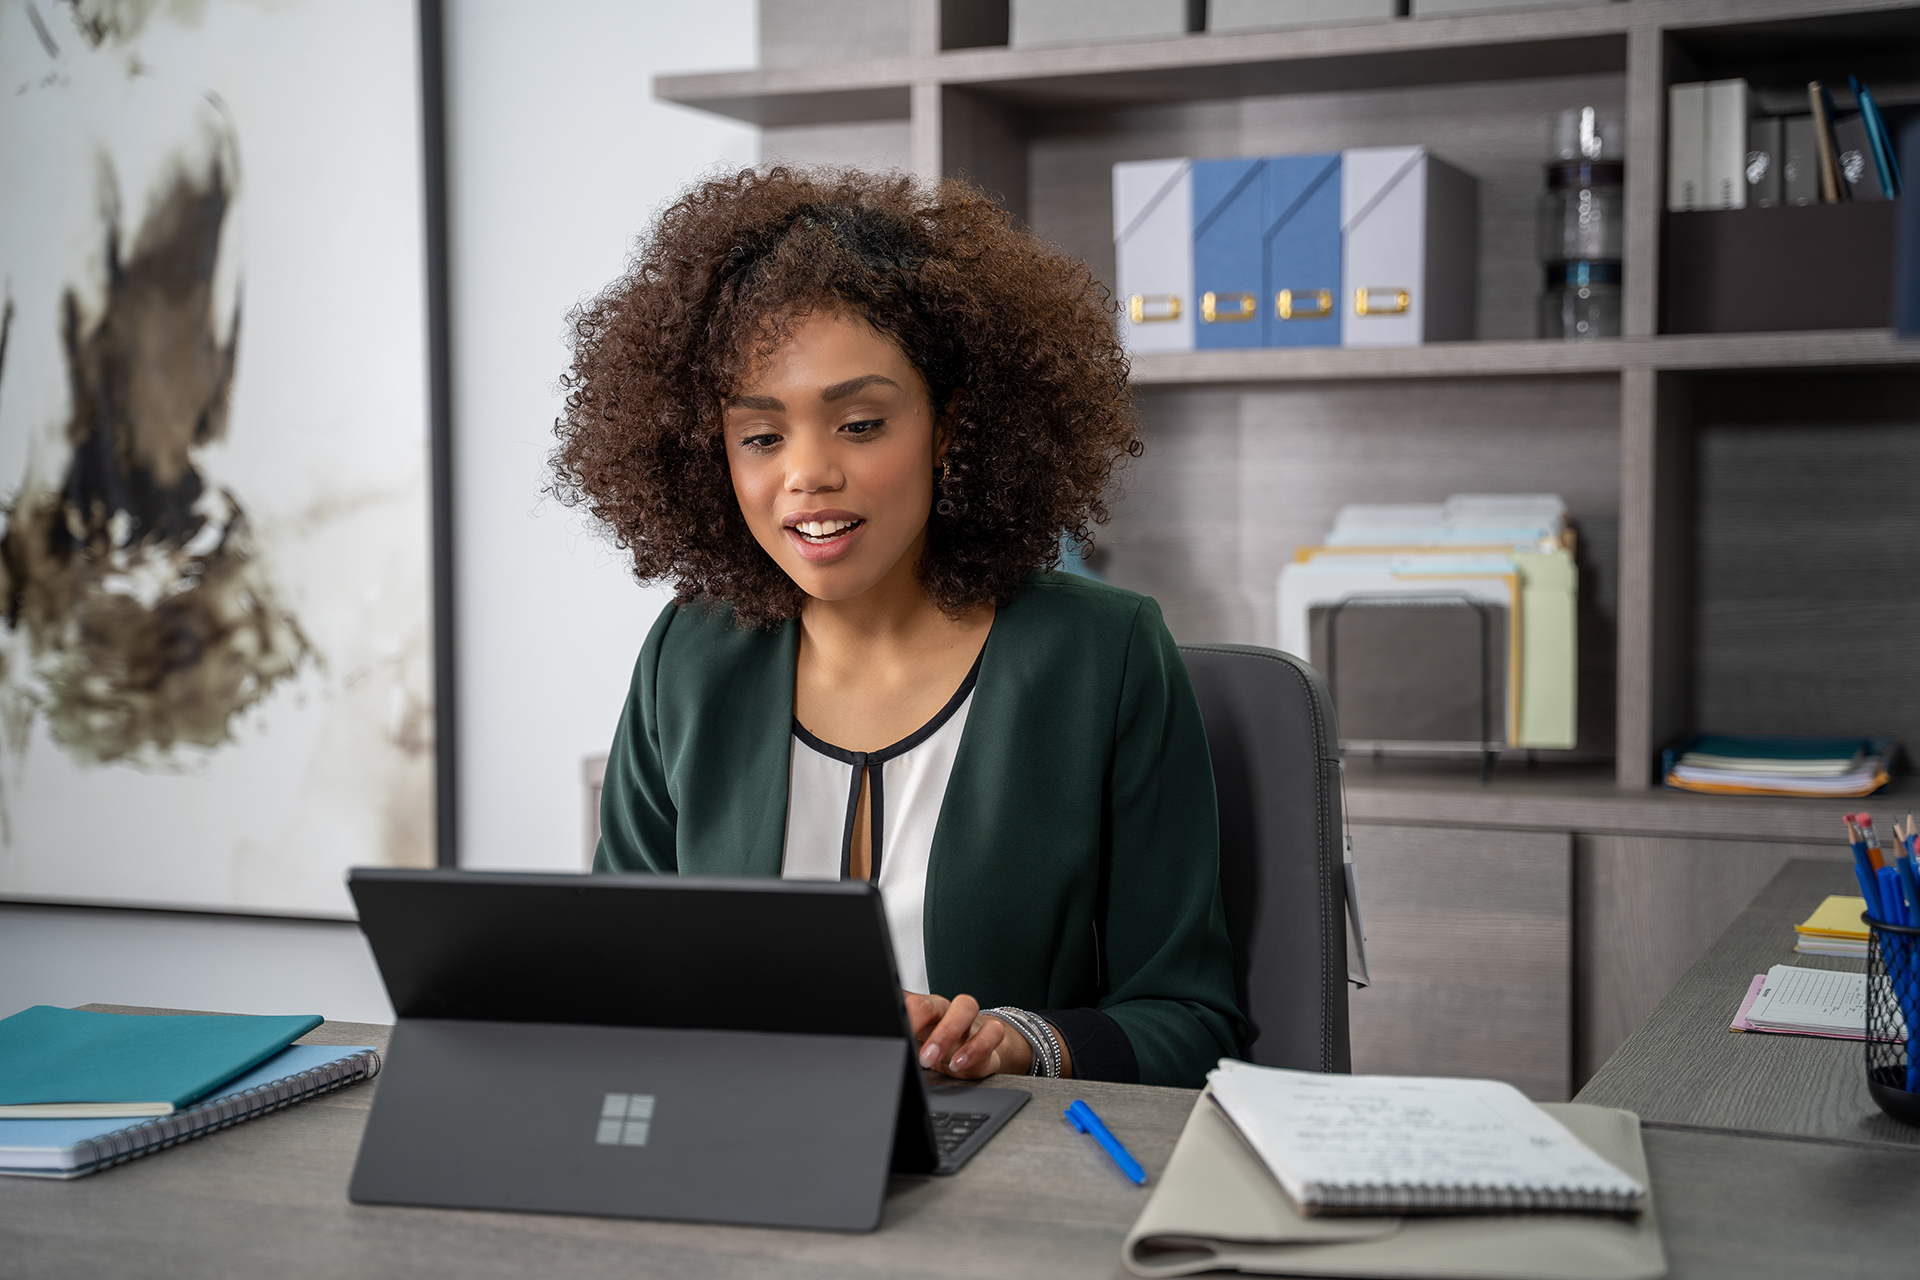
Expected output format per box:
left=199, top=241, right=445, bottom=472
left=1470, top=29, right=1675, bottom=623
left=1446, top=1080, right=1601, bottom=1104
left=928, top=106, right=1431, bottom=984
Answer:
left=940, top=460, right=952, bottom=488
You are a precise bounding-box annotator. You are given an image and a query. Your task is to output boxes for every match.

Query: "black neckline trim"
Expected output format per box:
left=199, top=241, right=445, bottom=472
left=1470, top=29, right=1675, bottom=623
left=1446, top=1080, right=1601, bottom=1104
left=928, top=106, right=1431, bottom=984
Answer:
left=792, top=641, right=986, bottom=766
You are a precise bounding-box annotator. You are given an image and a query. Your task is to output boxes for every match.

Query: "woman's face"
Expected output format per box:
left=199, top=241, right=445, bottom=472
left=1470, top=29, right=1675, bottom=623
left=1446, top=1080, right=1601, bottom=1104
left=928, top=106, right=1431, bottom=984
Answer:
left=724, top=309, right=942, bottom=604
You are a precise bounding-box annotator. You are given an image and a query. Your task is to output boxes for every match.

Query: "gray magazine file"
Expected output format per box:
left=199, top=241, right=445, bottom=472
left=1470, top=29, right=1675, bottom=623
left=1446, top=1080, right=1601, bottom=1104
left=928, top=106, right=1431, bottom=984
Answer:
left=346, top=870, right=1026, bottom=1233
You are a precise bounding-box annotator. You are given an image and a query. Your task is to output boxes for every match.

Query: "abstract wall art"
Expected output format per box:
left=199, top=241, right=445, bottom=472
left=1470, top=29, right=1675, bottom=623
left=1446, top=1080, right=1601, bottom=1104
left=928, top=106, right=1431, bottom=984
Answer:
left=0, top=0, right=442, bottom=915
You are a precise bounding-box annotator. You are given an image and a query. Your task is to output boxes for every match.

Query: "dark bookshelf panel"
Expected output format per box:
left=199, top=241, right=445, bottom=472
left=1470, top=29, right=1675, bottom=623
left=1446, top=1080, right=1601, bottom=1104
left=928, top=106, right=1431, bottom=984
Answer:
left=1665, top=8, right=1920, bottom=114
left=1662, top=204, right=1897, bottom=335
left=1686, top=371, right=1920, bottom=767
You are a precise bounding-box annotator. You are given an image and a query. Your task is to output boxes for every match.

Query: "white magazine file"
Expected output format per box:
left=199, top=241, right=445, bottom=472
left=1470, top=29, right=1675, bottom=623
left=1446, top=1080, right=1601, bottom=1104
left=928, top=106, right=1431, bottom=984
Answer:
left=1113, top=158, right=1195, bottom=355
left=1339, top=146, right=1477, bottom=347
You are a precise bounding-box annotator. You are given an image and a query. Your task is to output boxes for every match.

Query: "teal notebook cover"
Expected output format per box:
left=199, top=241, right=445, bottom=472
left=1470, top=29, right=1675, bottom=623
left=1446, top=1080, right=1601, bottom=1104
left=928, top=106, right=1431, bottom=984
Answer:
left=0, top=1006, right=324, bottom=1107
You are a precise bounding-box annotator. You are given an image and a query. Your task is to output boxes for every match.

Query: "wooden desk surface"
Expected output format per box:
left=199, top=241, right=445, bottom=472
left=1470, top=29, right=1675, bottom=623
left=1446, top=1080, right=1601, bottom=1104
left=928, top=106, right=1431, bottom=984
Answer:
left=1576, top=858, right=1919, bottom=1150
left=4, top=1008, right=1191, bottom=1280
left=7, top=981, right=1918, bottom=1278
left=4, top=1013, right=1914, bottom=1280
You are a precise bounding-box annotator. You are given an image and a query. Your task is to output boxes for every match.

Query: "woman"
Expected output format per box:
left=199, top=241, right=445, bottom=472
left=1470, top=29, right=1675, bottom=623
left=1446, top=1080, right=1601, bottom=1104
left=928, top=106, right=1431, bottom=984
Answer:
left=552, top=167, right=1245, bottom=1088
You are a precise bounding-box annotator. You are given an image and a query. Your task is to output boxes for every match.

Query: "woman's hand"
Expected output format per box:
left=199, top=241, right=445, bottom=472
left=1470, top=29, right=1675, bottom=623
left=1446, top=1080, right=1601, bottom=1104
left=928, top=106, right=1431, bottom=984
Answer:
left=904, top=992, right=1073, bottom=1079
left=906, top=992, right=1028, bottom=1078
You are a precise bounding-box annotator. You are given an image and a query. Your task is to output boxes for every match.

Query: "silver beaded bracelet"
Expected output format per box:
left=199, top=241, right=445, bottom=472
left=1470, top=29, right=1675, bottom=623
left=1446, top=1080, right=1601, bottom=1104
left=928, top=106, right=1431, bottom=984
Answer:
left=982, top=1007, right=1065, bottom=1078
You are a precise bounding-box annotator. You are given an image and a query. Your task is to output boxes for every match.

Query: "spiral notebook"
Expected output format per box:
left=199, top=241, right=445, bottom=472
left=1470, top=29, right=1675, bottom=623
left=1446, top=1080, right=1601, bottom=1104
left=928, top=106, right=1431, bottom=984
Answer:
left=1123, top=1079, right=1665, bottom=1280
left=1206, top=1061, right=1647, bottom=1216
left=0, top=1043, right=380, bottom=1179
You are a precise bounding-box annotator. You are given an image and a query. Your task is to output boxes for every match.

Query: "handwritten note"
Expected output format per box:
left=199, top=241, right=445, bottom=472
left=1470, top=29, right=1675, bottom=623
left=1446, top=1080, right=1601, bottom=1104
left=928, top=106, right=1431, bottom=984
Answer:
left=1743, top=965, right=1868, bottom=1036
left=1207, top=1061, right=1644, bottom=1211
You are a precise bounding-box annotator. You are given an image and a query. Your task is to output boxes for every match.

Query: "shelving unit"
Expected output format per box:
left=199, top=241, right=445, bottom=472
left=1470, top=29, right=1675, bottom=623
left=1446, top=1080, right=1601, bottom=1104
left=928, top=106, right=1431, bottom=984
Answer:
left=1129, top=328, right=1920, bottom=383
left=664, top=0, right=1919, bottom=789
left=664, top=0, right=1918, bottom=1095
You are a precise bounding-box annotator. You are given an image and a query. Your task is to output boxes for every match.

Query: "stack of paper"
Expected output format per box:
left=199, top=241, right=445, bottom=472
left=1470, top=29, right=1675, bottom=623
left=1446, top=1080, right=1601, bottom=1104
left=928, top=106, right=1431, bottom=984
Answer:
left=1663, top=734, right=1892, bottom=797
left=1277, top=495, right=1577, bottom=749
left=1794, top=895, right=1870, bottom=958
left=1729, top=964, right=1871, bottom=1039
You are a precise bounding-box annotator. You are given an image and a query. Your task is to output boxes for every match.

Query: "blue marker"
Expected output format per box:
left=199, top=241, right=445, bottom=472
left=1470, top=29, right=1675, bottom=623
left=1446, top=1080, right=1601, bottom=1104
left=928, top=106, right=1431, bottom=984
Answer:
left=1879, top=868, right=1906, bottom=926
left=1066, top=1099, right=1146, bottom=1185
left=1898, top=856, right=1920, bottom=926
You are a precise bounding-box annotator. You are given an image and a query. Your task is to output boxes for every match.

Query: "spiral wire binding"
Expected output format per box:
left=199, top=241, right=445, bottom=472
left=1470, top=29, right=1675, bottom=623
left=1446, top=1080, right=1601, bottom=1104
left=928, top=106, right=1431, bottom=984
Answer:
left=66, top=1049, right=382, bottom=1177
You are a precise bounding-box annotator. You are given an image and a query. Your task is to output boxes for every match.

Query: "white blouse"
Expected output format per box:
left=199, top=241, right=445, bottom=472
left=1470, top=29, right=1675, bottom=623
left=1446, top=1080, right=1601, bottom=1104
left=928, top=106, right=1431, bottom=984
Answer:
left=780, top=660, right=981, bottom=995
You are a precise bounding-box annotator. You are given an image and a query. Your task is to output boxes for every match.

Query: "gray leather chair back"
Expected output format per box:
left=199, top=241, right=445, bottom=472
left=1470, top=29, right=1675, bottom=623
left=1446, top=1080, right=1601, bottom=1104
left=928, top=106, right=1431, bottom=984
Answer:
left=1180, top=644, right=1351, bottom=1073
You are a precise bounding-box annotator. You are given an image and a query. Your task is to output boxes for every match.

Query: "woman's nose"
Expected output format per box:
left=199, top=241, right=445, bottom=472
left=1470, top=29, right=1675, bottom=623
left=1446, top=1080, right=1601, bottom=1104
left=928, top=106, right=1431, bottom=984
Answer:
left=784, top=431, right=843, bottom=493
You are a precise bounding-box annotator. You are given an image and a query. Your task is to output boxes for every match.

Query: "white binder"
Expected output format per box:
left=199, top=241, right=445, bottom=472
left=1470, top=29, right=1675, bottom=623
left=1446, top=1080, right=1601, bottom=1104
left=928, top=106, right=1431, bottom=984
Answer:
left=1339, top=146, right=1477, bottom=347
left=1113, top=158, right=1196, bottom=355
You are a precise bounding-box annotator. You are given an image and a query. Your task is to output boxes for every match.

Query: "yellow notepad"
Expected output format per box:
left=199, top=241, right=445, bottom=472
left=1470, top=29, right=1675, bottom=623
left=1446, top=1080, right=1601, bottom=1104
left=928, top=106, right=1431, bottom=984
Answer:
left=1793, top=895, right=1868, bottom=941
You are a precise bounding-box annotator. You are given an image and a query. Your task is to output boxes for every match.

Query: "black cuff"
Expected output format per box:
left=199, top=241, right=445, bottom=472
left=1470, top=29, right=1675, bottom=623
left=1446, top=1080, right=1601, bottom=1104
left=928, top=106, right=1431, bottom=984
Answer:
left=1035, top=1008, right=1138, bottom=1084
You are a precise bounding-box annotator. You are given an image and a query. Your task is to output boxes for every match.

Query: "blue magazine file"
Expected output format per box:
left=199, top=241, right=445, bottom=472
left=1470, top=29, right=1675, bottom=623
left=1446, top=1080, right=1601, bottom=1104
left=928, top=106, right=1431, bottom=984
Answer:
left=1262, top=153, right=1342, bottom=348
left=1192, top=157, right=1266, bottom=350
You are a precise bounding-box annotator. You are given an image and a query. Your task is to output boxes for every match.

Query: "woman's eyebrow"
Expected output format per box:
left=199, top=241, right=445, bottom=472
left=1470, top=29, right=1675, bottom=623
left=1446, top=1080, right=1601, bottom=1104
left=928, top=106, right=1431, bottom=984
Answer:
left=820, top=374, right=899, bottom=402
left=725, top=394, right=785, bottom=411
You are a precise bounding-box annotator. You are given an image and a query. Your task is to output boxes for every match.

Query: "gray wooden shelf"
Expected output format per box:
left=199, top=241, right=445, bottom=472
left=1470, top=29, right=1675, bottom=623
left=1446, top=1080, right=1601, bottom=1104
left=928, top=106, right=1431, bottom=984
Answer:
left=659, top=0, right=1920, bottom=122
left=1129, top=330, right=1920, bottom=386
left=1344, top=760, right=1919, bottom=841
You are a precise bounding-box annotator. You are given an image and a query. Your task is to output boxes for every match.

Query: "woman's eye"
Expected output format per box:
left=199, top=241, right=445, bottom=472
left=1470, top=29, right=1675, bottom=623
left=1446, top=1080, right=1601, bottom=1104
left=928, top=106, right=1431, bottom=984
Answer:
left=739, top=432, right=780, bottom=451
left=841, top=419, right=884, bottom=437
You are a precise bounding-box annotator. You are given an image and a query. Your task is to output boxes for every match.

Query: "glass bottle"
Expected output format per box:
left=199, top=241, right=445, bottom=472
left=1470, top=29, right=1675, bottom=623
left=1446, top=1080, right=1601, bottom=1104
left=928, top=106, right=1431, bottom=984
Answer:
left=1537, top=160, right=1625, bottom=262
left=1539, top=107, right=1624, bottom=340
left=1539, top=260, right=1622, bottom=341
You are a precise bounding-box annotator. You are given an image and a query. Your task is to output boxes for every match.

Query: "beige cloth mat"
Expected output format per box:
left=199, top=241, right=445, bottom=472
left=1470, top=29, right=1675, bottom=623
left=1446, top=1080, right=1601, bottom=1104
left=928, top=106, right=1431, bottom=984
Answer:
left=1124, top=1093, right=1666, bottom=1279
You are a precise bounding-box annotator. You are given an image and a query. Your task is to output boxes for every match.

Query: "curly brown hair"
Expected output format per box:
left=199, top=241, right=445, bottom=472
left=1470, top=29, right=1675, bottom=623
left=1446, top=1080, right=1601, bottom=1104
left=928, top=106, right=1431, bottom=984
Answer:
left=546, top=166, right=1141, bottom=628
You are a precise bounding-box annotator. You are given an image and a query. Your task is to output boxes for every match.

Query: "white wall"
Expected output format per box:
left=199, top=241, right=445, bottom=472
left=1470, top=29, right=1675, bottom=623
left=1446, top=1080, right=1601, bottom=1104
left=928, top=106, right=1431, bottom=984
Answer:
left=0, top=905, right=393, bottom=1024
left=447, top=0, right=758, bottom=873
left=0, top=2, right=759, bottom=1023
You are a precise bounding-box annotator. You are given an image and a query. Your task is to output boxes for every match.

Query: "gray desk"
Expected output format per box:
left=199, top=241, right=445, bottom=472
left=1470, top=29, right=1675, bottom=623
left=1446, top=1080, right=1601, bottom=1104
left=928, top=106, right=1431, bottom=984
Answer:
left=3, top=1009, right=1190, bottom=1280
left=1578, top=857, right=1917, bottom=1150
left=1576, top=856, right=1918, bottom=1279
left=8, top=892, right=1919, bottom=1280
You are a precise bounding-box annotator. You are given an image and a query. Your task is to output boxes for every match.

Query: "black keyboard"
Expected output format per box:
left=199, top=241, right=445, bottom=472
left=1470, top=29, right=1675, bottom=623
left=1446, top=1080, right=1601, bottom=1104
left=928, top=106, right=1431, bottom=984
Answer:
left=929, top=1110, right=990, bottom=1155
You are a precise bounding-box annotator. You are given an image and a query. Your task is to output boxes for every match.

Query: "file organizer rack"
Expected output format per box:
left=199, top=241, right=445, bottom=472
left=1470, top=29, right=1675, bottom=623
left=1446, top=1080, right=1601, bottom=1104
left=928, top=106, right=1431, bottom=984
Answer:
left=1320, top=595, right=1501, bottom=783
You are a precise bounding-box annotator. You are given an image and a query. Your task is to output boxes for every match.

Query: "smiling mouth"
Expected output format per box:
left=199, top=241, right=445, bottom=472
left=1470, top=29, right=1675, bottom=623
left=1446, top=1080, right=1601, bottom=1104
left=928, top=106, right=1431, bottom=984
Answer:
left=790, top=518, right=864, bottom=544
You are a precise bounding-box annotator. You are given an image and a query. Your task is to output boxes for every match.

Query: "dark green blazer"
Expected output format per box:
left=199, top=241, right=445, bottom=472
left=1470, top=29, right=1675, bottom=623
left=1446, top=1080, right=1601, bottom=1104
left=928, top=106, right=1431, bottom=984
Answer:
left=594, top=571, right=1247, bottom=1087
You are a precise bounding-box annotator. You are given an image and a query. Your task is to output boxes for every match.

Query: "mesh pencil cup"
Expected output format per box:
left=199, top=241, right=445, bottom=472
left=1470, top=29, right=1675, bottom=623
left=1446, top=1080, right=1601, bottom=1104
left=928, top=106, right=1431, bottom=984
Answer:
left=1864, top=913, right=1920, bottom=1125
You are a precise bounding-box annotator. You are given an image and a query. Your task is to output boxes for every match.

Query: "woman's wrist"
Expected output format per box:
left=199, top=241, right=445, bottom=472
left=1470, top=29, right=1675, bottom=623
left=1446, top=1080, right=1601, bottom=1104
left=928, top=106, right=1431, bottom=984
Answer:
left=982, top=1007, right=1073, bottom=1078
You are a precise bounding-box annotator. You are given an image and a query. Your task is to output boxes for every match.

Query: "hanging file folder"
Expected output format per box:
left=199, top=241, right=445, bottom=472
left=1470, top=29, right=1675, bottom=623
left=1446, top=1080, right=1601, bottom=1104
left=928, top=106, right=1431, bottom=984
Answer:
left=1113, top=158, right=1196, bottom=355
left=1263, top=152, right=1342, bottom=348
left=1193, top=157, right=1268, bottom=350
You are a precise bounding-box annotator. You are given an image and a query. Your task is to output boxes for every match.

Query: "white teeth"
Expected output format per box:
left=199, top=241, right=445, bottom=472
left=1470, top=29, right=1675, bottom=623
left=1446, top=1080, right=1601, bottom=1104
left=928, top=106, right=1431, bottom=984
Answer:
left=795, top=519, right=858, bottom=538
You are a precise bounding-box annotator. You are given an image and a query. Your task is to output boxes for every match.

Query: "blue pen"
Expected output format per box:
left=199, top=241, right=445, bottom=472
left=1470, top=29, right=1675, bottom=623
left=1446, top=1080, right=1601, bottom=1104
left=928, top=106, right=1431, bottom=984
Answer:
left=1065, top=1099, right=1146, bottom=1185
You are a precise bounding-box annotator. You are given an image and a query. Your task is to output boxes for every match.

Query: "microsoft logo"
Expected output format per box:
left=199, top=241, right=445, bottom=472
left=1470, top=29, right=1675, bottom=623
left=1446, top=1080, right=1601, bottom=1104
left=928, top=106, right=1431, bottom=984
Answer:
left=595, top=1093, right=655, bottom=1146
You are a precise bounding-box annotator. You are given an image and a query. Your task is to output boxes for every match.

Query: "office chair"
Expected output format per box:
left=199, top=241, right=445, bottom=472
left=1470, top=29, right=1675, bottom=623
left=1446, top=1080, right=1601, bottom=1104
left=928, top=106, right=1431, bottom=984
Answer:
left=1180, top=644, right=1351, bottom=1073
